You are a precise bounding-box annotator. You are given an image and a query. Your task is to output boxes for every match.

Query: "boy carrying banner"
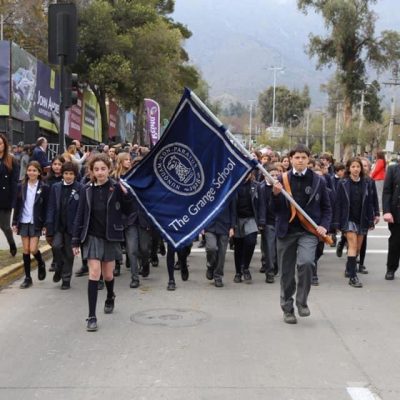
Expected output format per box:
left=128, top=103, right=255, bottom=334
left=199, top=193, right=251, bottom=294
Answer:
left=272, top=144, right=332, bottom=324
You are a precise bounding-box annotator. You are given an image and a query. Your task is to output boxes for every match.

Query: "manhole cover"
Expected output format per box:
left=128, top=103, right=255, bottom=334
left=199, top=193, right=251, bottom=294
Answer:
left=131, top=308, right=209, bottom=327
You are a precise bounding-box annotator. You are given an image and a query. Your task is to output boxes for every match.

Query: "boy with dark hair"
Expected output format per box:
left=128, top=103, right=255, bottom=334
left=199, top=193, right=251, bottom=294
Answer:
left=273, top=145, right=332, bottom=324
left=46, top=161, right=82, bottom=289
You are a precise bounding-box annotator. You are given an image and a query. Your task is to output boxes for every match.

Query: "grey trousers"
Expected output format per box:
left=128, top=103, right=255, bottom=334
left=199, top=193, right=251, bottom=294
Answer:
left=277, top=232, right=318, bottom=313
left=205, top=232, right=229, bottom=279
left=261, top=224, right=277, bottom=275
left=0, top=209, right=15, bottom=246
left=52, top=231, right=74, bottom=282
left=125, top=225, right=152, bottom=280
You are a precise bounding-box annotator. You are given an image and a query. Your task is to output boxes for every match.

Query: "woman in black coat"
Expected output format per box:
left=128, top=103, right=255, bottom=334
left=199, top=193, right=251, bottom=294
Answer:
left=0, top=134, right=19, bottom=256
left=334, top=157, right=376, bottom=288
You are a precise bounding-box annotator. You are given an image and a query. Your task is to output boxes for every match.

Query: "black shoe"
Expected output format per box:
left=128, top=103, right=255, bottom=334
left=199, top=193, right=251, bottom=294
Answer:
left=259, top=265, right=266, bottom=273
left=130, top=278, right=140, bottom=288
left=48, top=262, right=56, bottom=272
left=104, top=295, right=115, bottom=314
left=75, top=266, right=89, bottom=277
left=206, top=267, right=214, bottom=280
left=98, top=280, right=105, bottom=290
left=10, top=243, right=17, bottom=257
left=265, top=273, right=275, bottom=284
left=151, top=256, right=159, bottom=267
left=214, top=277, right=224, bottom=287
left=61, top=281, right=70, bottom=290
left=349, top=276, right=363, bottom=288
left=174, top=261, right=181, bottom=270
left=53, top=269, right=61, bottom=283
left=38, top=262, right=46, bottom=281
left=181, top=266, right=189, bottom=281
left=283, top=311, right=297, bottom=324
left=297, top=305, right=311, bottom=317
left=197, top=240, right=206, bottom=248
left=385, top=270, right=395, bottom=280
left=113, top=262, right=121, bottom=277
left=20, top=277, right=32, bottom=289
left=141, top=263, right=150, bottom=278
left=86, top=316, right=97, bottom=332
left=358, top=265, right=368, bottom=274
left=336, top=242, right=344, bottom=258
left=159, top=244, right=166, bottom=256
left=167, top=280, right=176, bottom=291
left=311, top=275, right=319, bottom=286
left=233, top=273, right=242, bottom=283
left=243, top=269, right=252, bottom=283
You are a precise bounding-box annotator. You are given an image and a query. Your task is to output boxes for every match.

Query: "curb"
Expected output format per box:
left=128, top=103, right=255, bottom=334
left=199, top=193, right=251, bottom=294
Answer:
left=0, top=245, right=52, bottom=289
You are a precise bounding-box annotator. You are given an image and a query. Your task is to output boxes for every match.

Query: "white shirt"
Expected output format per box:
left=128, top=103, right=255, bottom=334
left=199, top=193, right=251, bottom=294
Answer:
left=21, top=181, right=39, bottom=224
left=292, top=168, right=307, bottom=176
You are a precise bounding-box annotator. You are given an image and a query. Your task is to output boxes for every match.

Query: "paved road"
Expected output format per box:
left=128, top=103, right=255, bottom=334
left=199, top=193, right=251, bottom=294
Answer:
left=0, top=223, right=398, bottom=400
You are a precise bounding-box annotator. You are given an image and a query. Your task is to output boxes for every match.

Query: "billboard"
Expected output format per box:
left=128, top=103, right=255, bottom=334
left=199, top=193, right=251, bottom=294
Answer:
left=64, top=89, right=83, bottom=140
left=10, top=43, right=60, bottom=132
left=82, top=89, right=102, bottom=142
left=0, top=41, right=10, bottom=116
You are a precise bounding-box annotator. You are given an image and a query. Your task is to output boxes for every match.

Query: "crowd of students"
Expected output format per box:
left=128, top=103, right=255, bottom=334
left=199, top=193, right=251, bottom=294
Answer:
left=0, top=132, right=385, bottom=330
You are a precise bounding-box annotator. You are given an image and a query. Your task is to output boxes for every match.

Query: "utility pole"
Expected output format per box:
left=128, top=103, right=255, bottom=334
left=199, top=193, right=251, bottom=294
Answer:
left=334, top=102, right=342, bottom=161
left=1, top=14, right=4, bottom=41
left=322, top=111, right=326, bottom=153
left=269, top=66, right=284, bottom=127
left=383, top=65, right=400, bottom=160
left=248, top=100, right=256, bottom=150
left=356, top=90, right=366, bottom=156
left=305, top=110, right=310, bottom=148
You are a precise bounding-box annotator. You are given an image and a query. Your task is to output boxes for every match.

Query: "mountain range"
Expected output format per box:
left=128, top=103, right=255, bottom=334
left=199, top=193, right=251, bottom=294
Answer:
left=173, top=0, right=400, bottom=108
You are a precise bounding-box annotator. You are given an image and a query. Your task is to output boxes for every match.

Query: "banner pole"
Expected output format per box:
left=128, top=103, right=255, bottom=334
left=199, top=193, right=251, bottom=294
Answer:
left=189, top=90, right=323, bottom=232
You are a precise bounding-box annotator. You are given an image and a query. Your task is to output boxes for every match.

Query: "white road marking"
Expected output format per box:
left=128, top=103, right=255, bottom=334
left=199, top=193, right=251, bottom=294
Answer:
left=347, top=387, right=382, bottom=400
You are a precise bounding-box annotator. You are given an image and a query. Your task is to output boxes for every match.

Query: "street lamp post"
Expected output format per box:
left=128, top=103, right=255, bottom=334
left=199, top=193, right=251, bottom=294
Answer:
left=269, top=66, right=284, bottom=127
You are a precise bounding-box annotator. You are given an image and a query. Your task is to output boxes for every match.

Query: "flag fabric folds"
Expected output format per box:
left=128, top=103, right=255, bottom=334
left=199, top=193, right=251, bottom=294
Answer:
left=124, top=88, right=256, bottom=248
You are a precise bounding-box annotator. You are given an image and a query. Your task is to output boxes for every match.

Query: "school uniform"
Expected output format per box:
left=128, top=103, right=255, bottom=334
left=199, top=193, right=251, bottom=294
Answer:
left=204, top=197, right=236, bottom=285
left=258, top=180, right=277, bottom=281
left=13, top=181, right=49, bottom=237
left=166, top=243, right=192, bottom=290
left=71, top=179, right=133, bottom=259
left=13, top=180, right=49, bottom=286
left=273, top=168, right=331, bottom=319
left=233, top=179, right=260, bottom=282
left=0, top=156, right=19, bottom=253
left=46, top=180, right=83, bottom=286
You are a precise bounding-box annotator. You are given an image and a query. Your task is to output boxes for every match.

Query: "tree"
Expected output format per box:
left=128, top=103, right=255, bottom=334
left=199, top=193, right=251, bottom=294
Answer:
left=0, top=0, right=48, bottom=60
left=298, top=0, right=400, bottom=158
left=75, top=0, right=199, bottom=143
left=258, top=85, right=311, bottom=127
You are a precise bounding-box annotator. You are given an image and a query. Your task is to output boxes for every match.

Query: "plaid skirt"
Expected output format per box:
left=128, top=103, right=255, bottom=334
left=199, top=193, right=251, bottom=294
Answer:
left=82, top=235, right=121, bottom=262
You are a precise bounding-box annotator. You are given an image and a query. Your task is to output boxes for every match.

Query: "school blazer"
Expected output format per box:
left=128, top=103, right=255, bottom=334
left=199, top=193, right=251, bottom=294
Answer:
left=272, top=170, right=332, bottom=238
left=71, top=179, right=133, bottom=245
left=46, top=181, right=83, bottom=236
left=333, top=178, right=375, bottom=232
left=12, top=181, right=49, bottom=231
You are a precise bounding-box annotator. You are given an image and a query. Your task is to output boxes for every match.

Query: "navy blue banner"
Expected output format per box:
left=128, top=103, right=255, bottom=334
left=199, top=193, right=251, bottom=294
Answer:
left=124, top=88, right=255, bottom=248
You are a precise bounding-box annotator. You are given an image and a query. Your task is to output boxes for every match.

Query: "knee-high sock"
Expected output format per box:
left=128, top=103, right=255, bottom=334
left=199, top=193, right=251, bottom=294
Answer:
left=88, top=279, right=98, bottom=317
left=23, top=253, right=31, bottom=278
left=105, top=278, right=115, bottom=299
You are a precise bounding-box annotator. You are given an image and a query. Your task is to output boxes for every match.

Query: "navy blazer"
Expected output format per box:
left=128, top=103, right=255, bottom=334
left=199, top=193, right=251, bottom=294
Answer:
left=72, top=179, right=133, bottom=245
left=382, top=164, right=400, bottom=223
left=257, top=181, right=277, bottom=227
left=272, top=170, right=332, bottom=238
left=46, top=181, right=83, bottom=236
left=32, top=147, right=50, bottom=169
left=0, top=157, right=19, bottom=209
left=235, top=180, right=260, bottom=225
left=205, top=196, right=237, bottom=235
left=12, top=181, right=49, bottom=231
left=333, top=177, right=375, bottom=232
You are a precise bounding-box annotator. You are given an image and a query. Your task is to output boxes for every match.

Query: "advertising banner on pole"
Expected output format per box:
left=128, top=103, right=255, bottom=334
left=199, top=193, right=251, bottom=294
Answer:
left=144, top=98, right=160, bottom=147
left=0, top=41, right=10, bottom=116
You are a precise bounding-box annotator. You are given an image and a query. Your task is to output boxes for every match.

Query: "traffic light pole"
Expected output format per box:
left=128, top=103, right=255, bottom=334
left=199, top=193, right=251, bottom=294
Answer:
left=59, top=55, right=65, bottom=154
